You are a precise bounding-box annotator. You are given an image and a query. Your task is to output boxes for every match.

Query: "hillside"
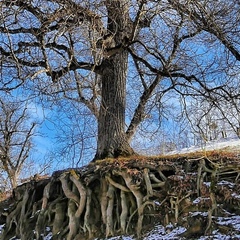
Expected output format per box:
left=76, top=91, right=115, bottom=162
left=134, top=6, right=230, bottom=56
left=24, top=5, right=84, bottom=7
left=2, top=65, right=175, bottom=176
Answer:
left=0, top=140, right=239, bottom=240
left=107, top=141, right=240, bottom=240
left=167, top=137, right=240, bottom=155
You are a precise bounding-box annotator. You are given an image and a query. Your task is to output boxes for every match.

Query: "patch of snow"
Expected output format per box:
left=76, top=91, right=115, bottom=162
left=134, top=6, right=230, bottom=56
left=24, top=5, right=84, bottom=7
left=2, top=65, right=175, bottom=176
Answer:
left=101, top=236, right=134, bottom=240
left=193, top=197, right=210, bottom=204
left=35, top=210, right=41, bottom=214
left=221, top=209, right=233, bottom=215
left=189, top=211, right=208, bottom=217
left=43, top=232, right=52, bottom=240
left=193, top=197, right=201, bottom=204
left=204, top=229, right=240, bottom=240
left=199, top=231, right=236, bottom=240
left=0, top=224, right=4, bottom=234
left=45, top=226, right=51, bottom=232
left=154, top=201, right=161, bottom=206
left=231, top=193, right=240, bottom=199
left=97, top=224, right=187, bottom=240
left=143, top=224, right=186, bottom=240
left=41, top=227, right=52, bottom=240
left=203, top=182, right=211, bottom=187
left=217, top=215, right=240, bottom=231
left=166, top=137, right=240, bottom=155
left=165, top=222, right=174, bottom=229
left=31, top=227, right=52, bottom=240
left=218, top=180, right=235, bottom=188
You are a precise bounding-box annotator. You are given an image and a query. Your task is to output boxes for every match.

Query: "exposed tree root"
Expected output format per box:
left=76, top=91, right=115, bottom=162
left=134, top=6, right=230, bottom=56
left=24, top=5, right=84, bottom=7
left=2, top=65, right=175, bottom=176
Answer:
left=0, top=156, right=240, bottom=239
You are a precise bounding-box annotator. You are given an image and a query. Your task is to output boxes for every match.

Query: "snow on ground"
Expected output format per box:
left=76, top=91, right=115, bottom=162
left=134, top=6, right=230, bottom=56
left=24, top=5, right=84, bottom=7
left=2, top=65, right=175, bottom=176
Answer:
left=94, top=224, right=187, bottom=240
left=142, top=224, right=186, bottom=240
left=99, top=217, right=240, bottom=240
left=1, top=221, right=240, bottom=240
left=0, top=224, right=3, bottom=234
left=217, top=215, right=240, bottom=231
left=166, top=137, right=240, bottom=155
left=101, top=214, right=240, bottom=240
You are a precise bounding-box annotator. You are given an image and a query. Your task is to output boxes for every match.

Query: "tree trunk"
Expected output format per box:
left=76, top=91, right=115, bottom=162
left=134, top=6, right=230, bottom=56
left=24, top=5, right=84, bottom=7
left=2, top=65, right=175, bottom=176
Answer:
left=10, top=174, right=17, bottom=189
left=95, top=51, right=134, bottom=159
left=94, top=0, right=134, bottom=160
left=4, top=161, right=18, bottom=189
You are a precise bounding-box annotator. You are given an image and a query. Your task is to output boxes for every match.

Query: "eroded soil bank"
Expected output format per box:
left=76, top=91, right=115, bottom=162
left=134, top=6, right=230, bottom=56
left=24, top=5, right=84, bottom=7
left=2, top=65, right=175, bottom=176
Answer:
left=0, top=151, right=240, bottom=239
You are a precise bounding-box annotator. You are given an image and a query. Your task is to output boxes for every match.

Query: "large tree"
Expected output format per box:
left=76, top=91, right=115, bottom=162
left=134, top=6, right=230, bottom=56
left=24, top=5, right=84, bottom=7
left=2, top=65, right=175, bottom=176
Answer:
left=0, top=0, right=239, bottom=160
left=0, top=96, right=36, bottom=189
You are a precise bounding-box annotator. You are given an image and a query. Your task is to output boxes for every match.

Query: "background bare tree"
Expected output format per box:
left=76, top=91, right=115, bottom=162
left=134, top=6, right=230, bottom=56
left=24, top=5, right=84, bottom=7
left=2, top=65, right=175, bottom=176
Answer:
left=0, top=95, right=36, bottom=189
left=51, top=99, right=97, bottom=167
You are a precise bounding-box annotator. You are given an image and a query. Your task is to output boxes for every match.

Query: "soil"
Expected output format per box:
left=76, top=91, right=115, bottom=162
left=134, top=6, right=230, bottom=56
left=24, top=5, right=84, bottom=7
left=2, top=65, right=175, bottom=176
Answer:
left=0, top=150, right=239, bottom=239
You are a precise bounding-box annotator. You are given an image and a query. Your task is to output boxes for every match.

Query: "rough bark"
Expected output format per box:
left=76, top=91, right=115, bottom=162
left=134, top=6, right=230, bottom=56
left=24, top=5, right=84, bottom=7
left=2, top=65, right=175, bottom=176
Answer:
left=95, top=0, right=134, bottom=160
left=96, top=53, right=134, bottom=159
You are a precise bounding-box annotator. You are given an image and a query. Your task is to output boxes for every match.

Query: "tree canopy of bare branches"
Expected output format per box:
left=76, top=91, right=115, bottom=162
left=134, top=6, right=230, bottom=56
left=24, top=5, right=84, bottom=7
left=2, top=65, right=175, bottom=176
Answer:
left=0, top=0, right=239, bottom=160
left=0, top=96, right=36, bottom=188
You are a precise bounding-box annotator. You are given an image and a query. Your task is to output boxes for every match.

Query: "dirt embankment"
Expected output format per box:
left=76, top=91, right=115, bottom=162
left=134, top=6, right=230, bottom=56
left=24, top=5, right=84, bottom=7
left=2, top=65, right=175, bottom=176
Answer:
left=0, top=151, right=239, bottom=239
